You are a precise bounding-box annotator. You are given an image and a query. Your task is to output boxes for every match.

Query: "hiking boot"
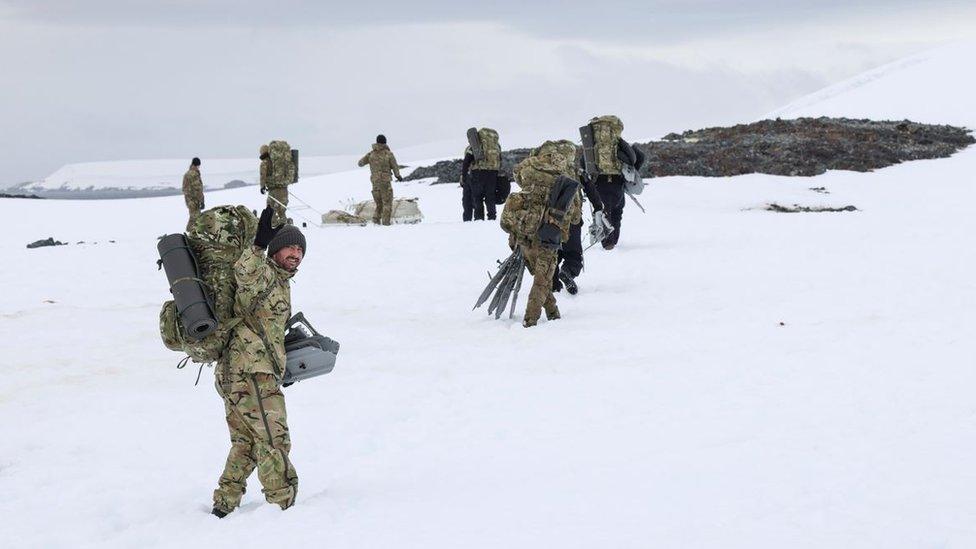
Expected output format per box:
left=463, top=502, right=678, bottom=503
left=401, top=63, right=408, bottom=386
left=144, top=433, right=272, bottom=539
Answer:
left=212, top=507, right=231, bottom=519
left=558, top=269, right=578, bottom=295
left=522, top=318, right=538, bottom=328
left=545, top=307, right=561, bottom=321
left=602, top=242, right=615, bottom=250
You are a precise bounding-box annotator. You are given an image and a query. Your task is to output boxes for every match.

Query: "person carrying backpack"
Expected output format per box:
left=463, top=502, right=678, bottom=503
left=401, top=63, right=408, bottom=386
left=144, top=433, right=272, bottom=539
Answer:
left=502, top=140, right=579, bottom=327
left=461, top=127, right=502, bottom=221
left=182, top=157, right=204, bottom=231
left=211, top=207, right=306, bottom=517
left=358, top=134, right=402, bottom=225
left=583, top=115, right=630, bottom=250
left=263, top=140, right=298, bottom=226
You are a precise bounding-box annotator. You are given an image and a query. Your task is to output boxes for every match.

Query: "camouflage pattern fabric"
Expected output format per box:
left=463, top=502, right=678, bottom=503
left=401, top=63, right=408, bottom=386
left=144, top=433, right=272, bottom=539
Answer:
left=522, top=245, right=559, bottom=326
left=568, top=148, right=585, bottom=225
left=267, top=187, right=289, bottom=226
left=211, top=245, right=298, bottom=513
left=213, top=369, right=297, bottom=512
left=259, top=157, right=271, bottom=192
left=507, top=140, right=577, bottom=246
left=183, top=167, right=204, bottom=231
left=267, top=140, right=296, bottom=190
left=371, top=182, right=394, bottom=225
left=472, top=128, right=501, bottom=171
left=590, top=115, right=624, bottom=175
left=358, top=143, right=401, bottom=184
left=226, top=246, right=293, bottom=378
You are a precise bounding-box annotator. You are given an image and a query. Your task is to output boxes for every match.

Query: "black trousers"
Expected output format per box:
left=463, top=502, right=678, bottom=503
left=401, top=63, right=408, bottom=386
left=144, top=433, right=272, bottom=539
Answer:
left=555, top=221, right=584, bottom=280
left=469, top=169, right=498, bottom=220
left=462, top=183, right=474, bottom=221
left=595, top=176, right=626, bottom=246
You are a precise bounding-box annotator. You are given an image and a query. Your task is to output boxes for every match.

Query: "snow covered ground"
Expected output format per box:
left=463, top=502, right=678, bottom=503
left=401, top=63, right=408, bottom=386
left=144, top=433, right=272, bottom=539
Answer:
left=1, top=42, right=975, bottom=548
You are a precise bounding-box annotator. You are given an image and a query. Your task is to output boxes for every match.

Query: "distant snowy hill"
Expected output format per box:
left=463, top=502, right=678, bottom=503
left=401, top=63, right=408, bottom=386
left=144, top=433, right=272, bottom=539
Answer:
left=21, top=155, right=359, bottom=194
left=768, top=41, right=976, bottom=127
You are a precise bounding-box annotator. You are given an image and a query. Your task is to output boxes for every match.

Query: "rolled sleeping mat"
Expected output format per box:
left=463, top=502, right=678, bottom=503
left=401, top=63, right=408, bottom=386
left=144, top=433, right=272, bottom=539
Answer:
left=633, top=145, right=646, bottom=171
left=617, top=139, right=638, bottom=166
left=549, top=175, right=582, bottom=215
left=467, top=127, right=486, bottom=161
left=157, top=234, right=217, bottom=340
left=578, top=124, right=599, bottom=179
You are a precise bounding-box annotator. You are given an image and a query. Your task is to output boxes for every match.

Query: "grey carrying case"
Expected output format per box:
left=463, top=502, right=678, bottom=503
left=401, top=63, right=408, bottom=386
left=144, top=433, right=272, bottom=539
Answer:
left=283, top=312, right=340, bottom=384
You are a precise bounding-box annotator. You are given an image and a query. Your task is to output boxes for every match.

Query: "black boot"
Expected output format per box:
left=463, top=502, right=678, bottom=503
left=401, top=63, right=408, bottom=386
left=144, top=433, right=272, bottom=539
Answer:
left=559, top=269, right=578, bottom=295
left=212, top=507, right=230, bottom=519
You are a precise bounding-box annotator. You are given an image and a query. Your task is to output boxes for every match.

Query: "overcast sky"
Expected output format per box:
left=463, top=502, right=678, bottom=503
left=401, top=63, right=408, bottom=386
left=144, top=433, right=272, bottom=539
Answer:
left=1, top=0, right=974, bottom=184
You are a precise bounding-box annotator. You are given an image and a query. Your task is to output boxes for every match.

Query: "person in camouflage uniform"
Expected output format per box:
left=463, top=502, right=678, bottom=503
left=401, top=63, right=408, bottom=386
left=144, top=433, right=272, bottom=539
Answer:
left=357, top=134, right=402, bottom=225
left=183, top=157, right=204, bottom=231
left=211, top=207, right=305, bottom=518
left=259, top=143, right=271, bottom=197
left=263, top=143, right=294, bottom=226
left=507, top=139, right=578, bottom=327
left=460, top=128, right=502, bottom=221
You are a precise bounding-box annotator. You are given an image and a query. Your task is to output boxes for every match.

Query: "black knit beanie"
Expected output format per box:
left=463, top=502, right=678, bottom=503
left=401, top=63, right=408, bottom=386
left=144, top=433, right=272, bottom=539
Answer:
left=268, top=225, right=306, bottom=257
left=376, top=134, right=387, bottom=144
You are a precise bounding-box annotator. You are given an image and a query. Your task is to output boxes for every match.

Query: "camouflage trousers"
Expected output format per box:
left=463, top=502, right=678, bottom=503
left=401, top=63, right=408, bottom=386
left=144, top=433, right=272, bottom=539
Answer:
left=213, top=369, right=298, bottom=512
left=522, top=245, right=559, bottom=326
left=267, top=187, right=289, bottom=226
left=186, top=208, right=201, bottom=232
left=371, top=181, right=393, bottom=226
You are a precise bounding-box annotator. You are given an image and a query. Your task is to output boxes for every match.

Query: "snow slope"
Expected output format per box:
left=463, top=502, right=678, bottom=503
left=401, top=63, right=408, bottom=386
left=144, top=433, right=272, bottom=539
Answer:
left=768, top=41, right=976, bottom=125
left=1, top=43, right=975, bottom=548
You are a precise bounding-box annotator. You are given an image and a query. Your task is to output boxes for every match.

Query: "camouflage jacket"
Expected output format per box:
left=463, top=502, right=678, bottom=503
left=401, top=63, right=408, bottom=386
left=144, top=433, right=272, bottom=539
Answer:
left=358, top=143, right=401, bottom=185
left=259, top=158, right=271, bottom=190
left=226, top=247, right=294, bottom=378
left=506, top=140, right=577, bottom=246
left=183, top=167, right=204, bottom=211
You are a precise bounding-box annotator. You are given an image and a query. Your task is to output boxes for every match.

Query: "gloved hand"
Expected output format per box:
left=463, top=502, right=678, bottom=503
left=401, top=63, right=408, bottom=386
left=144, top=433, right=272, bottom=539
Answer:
left=594, top=209, right=612, bottom=231
left=254, top=207, right=281, bottom=249
left=260, top=186, right=266, bottom=195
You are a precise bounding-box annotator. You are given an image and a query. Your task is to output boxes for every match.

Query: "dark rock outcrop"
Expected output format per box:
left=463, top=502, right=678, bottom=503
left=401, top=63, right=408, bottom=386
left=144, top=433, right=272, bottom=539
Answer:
left=27, top=237, right=67, bottom=249
left=765, top=203, right=858, bottom=213
left=404, top=117, right=974, bottom=184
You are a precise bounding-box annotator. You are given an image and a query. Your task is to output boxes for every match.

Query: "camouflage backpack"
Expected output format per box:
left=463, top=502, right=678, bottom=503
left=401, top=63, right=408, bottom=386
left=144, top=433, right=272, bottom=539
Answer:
left=501, top=140, right=576, bottom=245
left=472, top=128, right=502, bottom=171
left=589, top=115, right=624, bottom=175
left=159, top=205, right=258, bottom=363
left=267, top=140, right=296, bottom=189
